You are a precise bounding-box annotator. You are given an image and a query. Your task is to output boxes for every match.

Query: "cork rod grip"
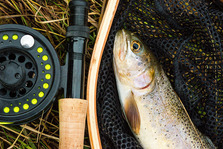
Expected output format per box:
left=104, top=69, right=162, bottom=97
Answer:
left=59, top=98, right=88, bottom=149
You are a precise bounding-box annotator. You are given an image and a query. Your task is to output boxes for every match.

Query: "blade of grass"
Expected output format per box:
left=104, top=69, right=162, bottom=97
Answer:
left=41, top=139, right=52, bottom=149
left=22, top=129, right=37, bottom=149
left=0, top=125, right=29, bottom=140
left=0, top=3, right=18, bottom=23
left=0, top=14, right=34, bottom=19
left=32, top=27, right=65, bottom=38
left=0, top=137, right=19, bottom=148
left=26, top=0, right=64, bottom=46
left=20, top=125, right=59, bottom=142
left=91, top=0, right=102, bottom=7
left=53, top=1, right=69, bottom=27
left=11, top=0, right=28, bottom=25
left=7, top=127, right=25, bottom=149
left=5, top=135, right=32, bottom=149
left=34, top=6, right=68, bottom=24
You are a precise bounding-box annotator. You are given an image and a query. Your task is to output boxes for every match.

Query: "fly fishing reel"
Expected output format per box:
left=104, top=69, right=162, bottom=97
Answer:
left=0, top=24, right=60, bottom=124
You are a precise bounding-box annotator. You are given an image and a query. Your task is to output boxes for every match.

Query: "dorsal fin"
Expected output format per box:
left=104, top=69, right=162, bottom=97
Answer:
left=124, top=91, right=141, bottom=135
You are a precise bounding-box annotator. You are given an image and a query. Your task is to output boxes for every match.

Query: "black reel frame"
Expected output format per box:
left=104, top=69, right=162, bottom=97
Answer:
left=0, top=24, right=60, bottom=124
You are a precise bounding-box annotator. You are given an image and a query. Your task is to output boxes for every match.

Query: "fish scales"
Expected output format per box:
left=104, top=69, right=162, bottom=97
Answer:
left=113, top=29, right=216, bottom=149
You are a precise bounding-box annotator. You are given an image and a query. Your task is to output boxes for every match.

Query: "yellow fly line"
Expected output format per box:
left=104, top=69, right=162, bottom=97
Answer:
left=0, top=122, right=13, bottom=125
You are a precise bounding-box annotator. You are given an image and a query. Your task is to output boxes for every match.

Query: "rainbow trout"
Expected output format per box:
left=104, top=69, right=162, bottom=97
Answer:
left=113, top=29, right=216, bottom=149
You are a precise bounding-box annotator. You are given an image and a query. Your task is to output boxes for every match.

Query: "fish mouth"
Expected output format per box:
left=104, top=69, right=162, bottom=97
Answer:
left=114, top=29, right=129, bottom=61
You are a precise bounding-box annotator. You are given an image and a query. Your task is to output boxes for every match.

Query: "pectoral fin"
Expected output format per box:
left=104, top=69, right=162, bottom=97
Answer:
left=124, top=91, right=141, bottom=135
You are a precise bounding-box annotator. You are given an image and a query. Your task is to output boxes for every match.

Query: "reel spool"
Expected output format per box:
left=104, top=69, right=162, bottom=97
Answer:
left=0, top=24, right=60, bottom=125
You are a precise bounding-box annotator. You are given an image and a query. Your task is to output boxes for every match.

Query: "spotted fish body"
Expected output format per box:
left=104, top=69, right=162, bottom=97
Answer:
left=113, top=29, right=216, bottom=149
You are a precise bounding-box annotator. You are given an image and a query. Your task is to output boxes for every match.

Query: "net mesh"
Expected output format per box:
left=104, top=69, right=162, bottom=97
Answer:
left=96, top=0, right=223, bottom=148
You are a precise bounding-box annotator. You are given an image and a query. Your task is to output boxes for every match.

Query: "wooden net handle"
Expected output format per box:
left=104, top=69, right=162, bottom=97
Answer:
left=87, top=0, right=120, bottom=148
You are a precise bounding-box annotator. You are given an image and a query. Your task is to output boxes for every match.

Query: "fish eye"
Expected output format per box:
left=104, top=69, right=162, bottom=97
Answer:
left=131, top=40, right=141, bottom=53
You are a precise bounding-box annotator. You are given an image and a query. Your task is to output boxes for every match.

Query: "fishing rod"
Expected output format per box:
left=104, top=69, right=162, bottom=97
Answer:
left=59, top=0, right=89, bottom=148
left=0, top=0, right=89, bottom=148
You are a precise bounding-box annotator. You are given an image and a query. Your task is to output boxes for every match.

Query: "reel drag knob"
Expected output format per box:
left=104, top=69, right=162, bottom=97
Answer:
left=0, top=61, right=25, bottom=89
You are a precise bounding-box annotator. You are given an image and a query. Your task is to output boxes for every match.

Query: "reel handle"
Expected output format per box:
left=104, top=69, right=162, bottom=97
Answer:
left=59, top=98, right=88, bottom=149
